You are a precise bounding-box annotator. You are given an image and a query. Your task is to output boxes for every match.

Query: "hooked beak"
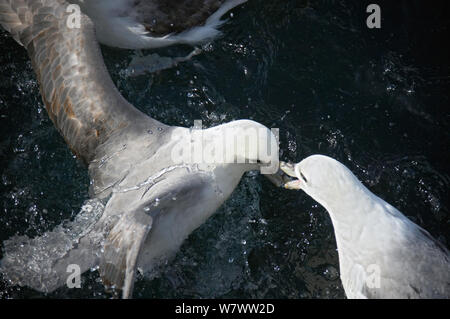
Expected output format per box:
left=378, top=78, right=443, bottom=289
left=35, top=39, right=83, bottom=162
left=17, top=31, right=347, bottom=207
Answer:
left=280, top=161, right=302, bottom=190
left=264, top=166, right=297, bottom=188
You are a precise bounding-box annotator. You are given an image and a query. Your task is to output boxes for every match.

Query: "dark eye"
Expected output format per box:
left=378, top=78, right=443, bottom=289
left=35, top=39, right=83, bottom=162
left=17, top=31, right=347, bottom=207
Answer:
left=300, top=172, right=308, bottom=183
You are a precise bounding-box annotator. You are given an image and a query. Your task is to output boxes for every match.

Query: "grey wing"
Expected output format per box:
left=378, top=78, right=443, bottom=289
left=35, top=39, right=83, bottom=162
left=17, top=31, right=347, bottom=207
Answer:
left=0, top=0, right=159, bottom=164
left=0, top=199, right=105, bottom=294
left=100, top=210, right=153, bottom=299
left=99, top=172, right=212, bottom=299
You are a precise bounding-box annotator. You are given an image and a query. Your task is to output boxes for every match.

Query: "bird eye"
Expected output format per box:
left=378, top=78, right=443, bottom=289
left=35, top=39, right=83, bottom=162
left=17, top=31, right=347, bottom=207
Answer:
left=300, top=172, right=308, bottom=183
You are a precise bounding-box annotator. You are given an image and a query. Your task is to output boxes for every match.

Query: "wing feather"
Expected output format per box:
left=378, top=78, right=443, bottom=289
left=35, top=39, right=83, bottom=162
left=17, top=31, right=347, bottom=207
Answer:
left=0, top=0, right=158, bottom=164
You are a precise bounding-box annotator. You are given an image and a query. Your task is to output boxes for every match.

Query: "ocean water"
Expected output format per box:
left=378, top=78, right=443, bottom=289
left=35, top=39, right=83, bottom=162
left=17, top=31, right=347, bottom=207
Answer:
left=0, top=0, right=449, bottom=298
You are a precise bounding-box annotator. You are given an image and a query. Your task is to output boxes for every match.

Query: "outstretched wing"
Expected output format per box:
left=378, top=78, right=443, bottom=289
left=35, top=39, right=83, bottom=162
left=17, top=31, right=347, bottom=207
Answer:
left=0, top=0, right=160, bottom=164
left=99, top=172, right=213, bottom=298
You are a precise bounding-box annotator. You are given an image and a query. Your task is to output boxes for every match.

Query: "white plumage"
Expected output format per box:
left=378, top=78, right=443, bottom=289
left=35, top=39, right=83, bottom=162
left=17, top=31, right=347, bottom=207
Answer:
left=281, top=155, right=450, bottom=299
left=68, top=0, right=248, bottom=49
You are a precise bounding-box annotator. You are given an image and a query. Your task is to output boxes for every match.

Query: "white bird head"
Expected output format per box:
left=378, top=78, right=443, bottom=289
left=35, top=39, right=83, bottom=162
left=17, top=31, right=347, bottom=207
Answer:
left=280, top=155, right=364, bottom=210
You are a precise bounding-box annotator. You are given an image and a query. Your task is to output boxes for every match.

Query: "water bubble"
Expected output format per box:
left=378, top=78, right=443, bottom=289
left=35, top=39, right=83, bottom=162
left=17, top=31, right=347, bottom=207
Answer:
left=386, top=84, right=396, bottom=92
left=90, top=265, right=99, bottom=272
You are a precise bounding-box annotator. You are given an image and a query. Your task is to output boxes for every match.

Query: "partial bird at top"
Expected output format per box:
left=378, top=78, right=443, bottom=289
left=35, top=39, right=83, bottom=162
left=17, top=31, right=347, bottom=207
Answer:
left=68, top=0, right=248, bottom=49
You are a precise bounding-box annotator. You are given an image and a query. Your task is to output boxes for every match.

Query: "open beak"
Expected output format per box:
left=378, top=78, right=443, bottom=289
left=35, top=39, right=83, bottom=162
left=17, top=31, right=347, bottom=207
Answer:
left=280, top=161, right=302, bottom=190
left=264, top=167, right=297, bottom=188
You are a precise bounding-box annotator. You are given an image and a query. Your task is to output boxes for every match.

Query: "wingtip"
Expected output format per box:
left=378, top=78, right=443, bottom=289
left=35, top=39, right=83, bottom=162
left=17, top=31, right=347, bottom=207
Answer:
left=99, top=211, right=152, bottom=299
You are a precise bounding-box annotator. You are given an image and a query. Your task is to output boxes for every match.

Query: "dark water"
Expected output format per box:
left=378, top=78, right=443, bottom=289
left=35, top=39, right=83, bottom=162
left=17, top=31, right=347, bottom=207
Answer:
left=0, top=0, right=449, bottom=298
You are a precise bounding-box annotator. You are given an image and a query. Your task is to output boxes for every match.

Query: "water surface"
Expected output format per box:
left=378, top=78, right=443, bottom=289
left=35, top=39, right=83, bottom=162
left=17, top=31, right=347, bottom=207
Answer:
left=0, top=0, right=449, bottom=298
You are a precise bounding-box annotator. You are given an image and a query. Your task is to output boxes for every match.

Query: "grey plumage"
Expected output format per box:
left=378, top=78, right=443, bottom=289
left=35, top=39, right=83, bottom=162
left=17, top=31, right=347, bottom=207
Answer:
left=0, top=0, right=155, bottom=164
left=65, top=0, right=248, bottom=49
left=0, top=0, right=280, bottom=298
left=132, top=0, right=227, bottom=36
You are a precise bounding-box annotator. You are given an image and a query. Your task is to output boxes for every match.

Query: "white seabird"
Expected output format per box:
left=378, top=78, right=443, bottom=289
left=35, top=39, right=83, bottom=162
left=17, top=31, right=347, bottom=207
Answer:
left=0, top=0, right=282, bottom=298
left=281, top=155, right=450, bottom=299
left=67, top=0, right=248, bottom=49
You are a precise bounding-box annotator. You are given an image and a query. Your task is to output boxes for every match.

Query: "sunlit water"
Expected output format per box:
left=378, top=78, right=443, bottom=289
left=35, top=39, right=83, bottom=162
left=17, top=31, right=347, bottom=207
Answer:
left=0, top=0, right=449, bottom=298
